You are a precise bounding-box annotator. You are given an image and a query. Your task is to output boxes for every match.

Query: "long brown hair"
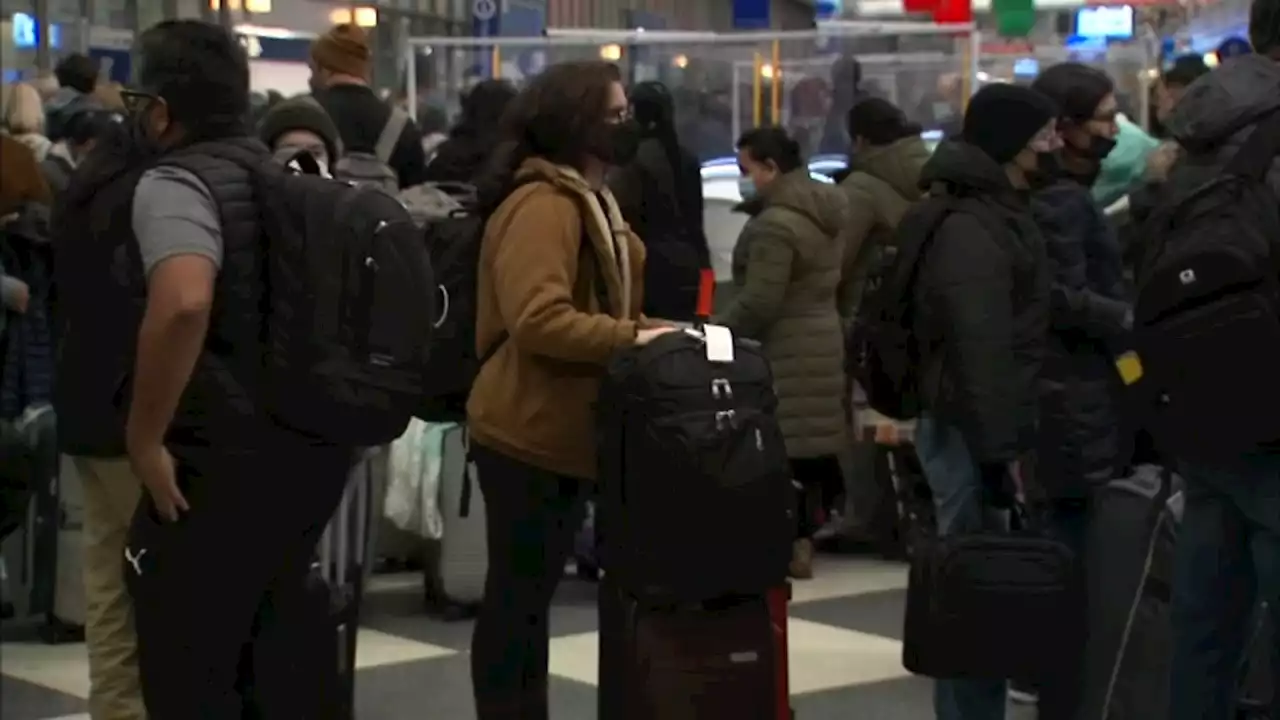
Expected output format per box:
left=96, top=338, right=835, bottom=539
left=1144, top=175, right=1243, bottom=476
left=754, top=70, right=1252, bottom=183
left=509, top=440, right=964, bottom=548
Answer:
left=479, top=61, right=621, bottom=209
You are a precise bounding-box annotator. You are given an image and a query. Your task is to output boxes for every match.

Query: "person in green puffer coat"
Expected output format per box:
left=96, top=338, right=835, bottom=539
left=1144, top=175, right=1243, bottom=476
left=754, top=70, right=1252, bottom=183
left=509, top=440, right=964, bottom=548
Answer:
left=832, top=98, right=931, bottom=550
left=836, top=97, right=931, bottom=323
left=716, top=126, right=849, bottom=580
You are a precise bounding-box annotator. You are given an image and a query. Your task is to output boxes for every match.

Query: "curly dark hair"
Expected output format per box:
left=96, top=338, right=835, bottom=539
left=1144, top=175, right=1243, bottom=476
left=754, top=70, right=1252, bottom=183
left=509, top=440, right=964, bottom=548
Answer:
left=502, top=60, right=622, bottom=170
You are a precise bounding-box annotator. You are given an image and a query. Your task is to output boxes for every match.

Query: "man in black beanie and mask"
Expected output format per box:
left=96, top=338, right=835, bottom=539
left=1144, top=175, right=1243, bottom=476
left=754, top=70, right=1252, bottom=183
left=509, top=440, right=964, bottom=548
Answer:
left=907, top=82, right=1055, bottom=720
left=1018, top=61, right=1133, bottom=718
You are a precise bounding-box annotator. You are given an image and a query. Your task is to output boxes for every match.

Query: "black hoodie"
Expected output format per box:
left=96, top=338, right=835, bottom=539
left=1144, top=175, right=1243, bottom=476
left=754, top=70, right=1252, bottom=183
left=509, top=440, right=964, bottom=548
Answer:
left=911, top=141, right=1050, bottom=464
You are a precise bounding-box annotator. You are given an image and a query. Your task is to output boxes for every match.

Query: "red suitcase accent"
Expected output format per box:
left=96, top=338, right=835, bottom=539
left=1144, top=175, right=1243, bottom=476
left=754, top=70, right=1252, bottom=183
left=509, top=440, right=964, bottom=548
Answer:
left=768, top=584, right=794, bottom=719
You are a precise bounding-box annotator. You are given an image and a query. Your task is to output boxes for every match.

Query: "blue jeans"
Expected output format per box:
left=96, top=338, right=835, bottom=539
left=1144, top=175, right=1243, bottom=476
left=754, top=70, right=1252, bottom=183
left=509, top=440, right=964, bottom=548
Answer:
left=915, top=414, right=1007, bottom=720
left=1170, top=452, right=1280, bottom=720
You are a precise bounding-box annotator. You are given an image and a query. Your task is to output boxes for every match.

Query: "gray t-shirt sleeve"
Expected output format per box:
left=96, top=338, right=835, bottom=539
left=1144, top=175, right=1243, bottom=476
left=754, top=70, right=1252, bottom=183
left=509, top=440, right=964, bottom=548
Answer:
left=131, top=166, right=224, bottom=275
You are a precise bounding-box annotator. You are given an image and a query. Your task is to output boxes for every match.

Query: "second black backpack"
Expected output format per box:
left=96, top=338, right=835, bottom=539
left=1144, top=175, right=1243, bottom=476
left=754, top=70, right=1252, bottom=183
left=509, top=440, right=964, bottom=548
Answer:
left=849, top=195, right=967, bottom=421
left=416, top=182, right=540, bottom=421
left=1135, top=110, right=1280, bottom=460
left=597, top=329, right=793, bottom=602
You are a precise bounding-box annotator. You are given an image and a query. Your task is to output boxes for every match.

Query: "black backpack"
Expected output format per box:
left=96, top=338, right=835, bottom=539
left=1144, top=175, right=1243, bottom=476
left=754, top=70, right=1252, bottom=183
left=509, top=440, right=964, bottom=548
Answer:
left=1134, top=110, right=1280, bottom=460
left=416, top=182, right=541, bottom=422
left=233, top=154, right=435, bottom=446
left=849, top=195, right=976, bottom=420
left=596, top=330, right=794, bottom=602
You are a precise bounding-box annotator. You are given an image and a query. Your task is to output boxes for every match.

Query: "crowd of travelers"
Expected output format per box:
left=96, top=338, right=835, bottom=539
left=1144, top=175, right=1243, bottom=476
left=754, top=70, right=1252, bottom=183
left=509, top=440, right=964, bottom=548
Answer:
left=0, top=0, right=1279, bottom=717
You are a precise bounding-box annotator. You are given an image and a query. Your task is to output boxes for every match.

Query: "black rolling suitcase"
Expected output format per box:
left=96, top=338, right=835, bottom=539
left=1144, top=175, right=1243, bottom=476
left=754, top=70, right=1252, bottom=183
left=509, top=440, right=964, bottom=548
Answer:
left=1077, top=465, right=1180, bottom=720
left=595, top=319, right=795, bottom=718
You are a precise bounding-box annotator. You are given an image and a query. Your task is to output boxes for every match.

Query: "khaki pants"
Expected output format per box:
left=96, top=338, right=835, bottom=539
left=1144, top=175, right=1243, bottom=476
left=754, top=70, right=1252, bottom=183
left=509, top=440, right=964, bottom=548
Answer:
left=75, top=456, right=147, bottom=720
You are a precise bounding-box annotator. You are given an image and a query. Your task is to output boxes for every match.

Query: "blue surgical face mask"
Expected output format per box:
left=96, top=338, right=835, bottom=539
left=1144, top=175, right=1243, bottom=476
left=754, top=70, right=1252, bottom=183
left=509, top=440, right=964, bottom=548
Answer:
left=738, top=176, right=756, bottom=200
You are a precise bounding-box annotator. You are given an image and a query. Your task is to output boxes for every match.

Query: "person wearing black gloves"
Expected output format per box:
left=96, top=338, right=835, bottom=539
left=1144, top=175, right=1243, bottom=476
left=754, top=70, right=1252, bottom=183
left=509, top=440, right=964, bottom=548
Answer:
left=908, top=83, right=1054, bottom=720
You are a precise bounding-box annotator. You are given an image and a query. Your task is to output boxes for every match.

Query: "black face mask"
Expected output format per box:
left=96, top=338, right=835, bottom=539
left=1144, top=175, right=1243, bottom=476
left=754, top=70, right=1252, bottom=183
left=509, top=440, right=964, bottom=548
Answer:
left=596, top=119, right=641, bottom=166
left=1088, top=134, right=1118, bottom=160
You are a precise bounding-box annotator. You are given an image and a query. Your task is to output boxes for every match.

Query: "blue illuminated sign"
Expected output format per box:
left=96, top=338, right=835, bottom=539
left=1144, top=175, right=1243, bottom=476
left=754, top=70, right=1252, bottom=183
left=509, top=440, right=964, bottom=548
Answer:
left=13, top=13, right=62, bottom=50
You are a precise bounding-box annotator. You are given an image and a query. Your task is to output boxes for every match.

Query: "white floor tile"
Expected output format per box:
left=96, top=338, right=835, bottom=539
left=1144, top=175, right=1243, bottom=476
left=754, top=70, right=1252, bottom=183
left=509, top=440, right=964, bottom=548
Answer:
left=786, top=618, right=909, bottom=694
left=0, top=642, right=90, bottom=699
left=548, top=617, right=910, bottom=695
left=354, top=628, right=456, bottom=670
left=790, top=557, right=910, bottom=605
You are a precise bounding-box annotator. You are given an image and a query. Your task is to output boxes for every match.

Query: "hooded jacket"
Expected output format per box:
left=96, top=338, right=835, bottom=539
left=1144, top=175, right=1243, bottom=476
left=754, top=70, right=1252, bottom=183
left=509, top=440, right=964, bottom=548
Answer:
left=1165, top=54, right=1280, bottom=196
left=1031, top=170, right=1131, bottom=499
left=912, top=141, right=1050, bottom=465
left=836, top=135, right=930, bottom=321
left=609, top=135, right=710, bottom=321
left=715, top=169, right=849, bottom=459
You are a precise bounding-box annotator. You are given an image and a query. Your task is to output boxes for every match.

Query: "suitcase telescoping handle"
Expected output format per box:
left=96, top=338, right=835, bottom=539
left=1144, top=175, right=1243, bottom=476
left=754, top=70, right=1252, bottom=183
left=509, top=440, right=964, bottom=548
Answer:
left=695, top=268, right=715, bottom=328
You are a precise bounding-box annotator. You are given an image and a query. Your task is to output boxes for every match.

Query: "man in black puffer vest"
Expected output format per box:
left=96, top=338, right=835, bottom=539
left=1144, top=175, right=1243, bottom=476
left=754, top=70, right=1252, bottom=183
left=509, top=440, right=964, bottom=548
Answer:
left=63, top=20, right=354, bottom=718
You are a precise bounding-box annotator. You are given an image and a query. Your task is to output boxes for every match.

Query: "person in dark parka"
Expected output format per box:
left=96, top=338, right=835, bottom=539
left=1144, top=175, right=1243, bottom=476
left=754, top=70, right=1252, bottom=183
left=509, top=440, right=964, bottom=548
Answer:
left=1022, top=61, right=1132, bottom=719
left=909, top=84, right=1054, bottom=720
left=1029, top=63, right=1131, bottom=503
left=609, top=81, right=710, bottom=321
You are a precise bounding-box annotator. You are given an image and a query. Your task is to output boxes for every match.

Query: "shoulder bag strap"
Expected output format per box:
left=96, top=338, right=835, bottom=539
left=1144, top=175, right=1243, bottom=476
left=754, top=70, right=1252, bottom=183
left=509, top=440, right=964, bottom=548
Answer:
left=1225, top=109, right=1280, bottom=181
left=374, top=109, right=410, bottom=165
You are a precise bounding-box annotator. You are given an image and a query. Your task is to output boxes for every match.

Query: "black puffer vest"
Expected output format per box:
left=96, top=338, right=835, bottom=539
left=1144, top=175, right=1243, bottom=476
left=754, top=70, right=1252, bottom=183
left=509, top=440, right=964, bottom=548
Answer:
left=53, top=126, right=148, bottom=457
left=157, top=138, right=271, bottom=449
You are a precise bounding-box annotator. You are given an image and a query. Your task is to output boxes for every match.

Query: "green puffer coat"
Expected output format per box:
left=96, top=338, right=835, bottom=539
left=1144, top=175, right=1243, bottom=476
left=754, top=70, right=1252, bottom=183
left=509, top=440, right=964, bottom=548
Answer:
left=715, top=169, right=849, bottom=459
left=836, top=135, right=930, bottom=322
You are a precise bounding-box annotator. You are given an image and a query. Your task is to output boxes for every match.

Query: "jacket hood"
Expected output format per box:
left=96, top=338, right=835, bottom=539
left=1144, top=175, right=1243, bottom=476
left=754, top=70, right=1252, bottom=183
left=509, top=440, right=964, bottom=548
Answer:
left=761, top=168, right=846, bottom=237
left=848, top=135, right=930, bottom=200
left=919, top=140, right=1013, bottom=195
left=1167, top=55, right=1280, bottom=150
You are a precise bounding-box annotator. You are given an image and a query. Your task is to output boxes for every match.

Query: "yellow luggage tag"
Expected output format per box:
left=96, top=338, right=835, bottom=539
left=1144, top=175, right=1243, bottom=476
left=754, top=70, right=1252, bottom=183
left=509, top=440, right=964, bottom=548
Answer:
left=1115, top=351, right=1144, bottom=386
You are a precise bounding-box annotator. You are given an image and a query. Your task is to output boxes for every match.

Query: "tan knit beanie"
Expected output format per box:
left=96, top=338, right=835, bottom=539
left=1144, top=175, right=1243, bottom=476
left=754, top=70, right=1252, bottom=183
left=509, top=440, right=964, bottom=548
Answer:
left=310, top=24, right=371, bottom=78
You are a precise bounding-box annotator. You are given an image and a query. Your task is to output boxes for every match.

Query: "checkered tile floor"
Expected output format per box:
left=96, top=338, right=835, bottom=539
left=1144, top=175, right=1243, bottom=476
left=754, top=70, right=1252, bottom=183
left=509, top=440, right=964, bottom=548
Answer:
left=1, top=556, right=1036, bottom=719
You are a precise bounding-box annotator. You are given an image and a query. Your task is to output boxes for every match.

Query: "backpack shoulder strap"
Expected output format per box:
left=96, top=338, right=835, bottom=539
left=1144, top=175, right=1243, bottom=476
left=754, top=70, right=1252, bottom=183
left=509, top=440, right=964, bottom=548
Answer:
left=375, top=109, right=410, bottom=165
left=1225, top=109, right=1280, bottom=181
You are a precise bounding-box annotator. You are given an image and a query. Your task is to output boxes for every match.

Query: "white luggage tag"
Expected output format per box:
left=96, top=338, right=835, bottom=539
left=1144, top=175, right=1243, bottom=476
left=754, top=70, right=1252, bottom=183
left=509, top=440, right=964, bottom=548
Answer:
left=702, top=324, right=736, bottom=364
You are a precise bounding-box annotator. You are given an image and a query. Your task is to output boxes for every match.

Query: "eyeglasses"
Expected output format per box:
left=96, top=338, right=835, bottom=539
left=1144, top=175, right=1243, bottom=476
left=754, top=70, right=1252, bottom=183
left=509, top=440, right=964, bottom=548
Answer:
left=119, top=89, right=161, bottom=116
left=1028, top=127, right=1063, bottom=153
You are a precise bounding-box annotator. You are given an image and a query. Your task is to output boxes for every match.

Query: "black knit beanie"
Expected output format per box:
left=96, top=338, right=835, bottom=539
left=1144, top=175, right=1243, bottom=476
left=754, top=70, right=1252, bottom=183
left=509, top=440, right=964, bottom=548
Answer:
left=962, top=84, right=1058, bottom=165
left=258, top=96, right=342, bottom=163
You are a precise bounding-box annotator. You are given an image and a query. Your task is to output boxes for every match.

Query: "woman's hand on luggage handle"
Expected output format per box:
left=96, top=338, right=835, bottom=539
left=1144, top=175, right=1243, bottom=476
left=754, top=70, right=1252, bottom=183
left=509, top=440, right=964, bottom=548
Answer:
left=635, top=326, right=679, bottom=346
left=128, top=442, right=189, bottom=523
